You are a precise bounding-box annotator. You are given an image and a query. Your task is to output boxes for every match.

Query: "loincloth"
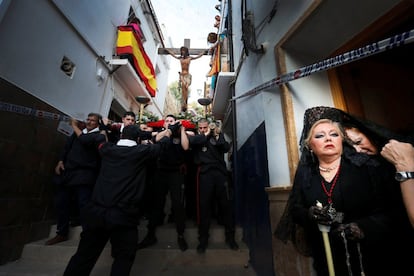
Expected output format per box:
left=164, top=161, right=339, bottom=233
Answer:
left=180, top=73, right=192, bottom=86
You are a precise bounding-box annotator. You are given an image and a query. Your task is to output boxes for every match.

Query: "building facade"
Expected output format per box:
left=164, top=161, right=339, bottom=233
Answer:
left=2, top=0, right=414, bottom=274
left=211, top=0, right=414, bottom=275
left=0, top=0, right=171, bottom=264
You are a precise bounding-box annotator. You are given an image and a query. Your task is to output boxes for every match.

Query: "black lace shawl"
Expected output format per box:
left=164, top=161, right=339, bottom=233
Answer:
left=298, top=106, right=414, bottom=150
left=274, top=106, right=412, bottom=256
left=274, top=144, right=379, bottom=256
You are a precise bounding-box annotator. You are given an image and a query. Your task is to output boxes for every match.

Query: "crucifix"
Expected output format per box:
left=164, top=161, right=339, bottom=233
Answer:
left=158, top=39, right=210, bottom=112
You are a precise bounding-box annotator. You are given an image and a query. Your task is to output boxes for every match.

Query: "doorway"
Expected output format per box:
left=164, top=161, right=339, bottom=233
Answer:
left=334, top=2, right=414, bottom=136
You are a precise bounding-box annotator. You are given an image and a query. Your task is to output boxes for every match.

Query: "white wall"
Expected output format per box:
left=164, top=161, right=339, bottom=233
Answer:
left=0, top=0, right=119, bottom=118
left=0, top=0, right=168, bottom=120
left=231, top=0, right=317, bottom=186
left=231, top=0, right=402, bottom=187
left=0, top=0, right=10, bottom=24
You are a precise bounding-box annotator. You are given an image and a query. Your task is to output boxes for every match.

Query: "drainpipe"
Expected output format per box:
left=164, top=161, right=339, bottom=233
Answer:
left=227, top=0, right=240, bottom=208
left=228, top=0, right=237, bottom=148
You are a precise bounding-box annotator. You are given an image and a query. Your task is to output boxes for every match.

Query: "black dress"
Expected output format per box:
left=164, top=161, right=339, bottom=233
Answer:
left=286, top=147, right=411, bottom=276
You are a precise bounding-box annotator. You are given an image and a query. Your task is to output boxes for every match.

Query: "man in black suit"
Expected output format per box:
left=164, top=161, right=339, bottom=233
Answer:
left=46, top=113, right=106, bottom=245
left=63, top=124, right=171, bottom=276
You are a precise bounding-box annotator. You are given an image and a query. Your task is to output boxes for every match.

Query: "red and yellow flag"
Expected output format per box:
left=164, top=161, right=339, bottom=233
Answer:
left=116, top=26, right=157, bottom=97
left=207, top=41, right=221, bottom=77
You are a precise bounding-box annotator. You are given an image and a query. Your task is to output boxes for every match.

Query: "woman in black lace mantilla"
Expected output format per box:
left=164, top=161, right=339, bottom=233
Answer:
left=275, top=106, right=412, bottom=276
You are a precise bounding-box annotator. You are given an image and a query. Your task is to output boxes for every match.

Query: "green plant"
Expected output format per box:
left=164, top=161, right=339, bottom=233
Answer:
left=176, top=110, right=215, bottom=125
left=140, top=110, right=159, bottom=123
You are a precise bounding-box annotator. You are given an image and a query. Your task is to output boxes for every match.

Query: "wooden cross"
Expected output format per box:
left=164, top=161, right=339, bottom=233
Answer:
left=158, top=38, right=210, bottom=55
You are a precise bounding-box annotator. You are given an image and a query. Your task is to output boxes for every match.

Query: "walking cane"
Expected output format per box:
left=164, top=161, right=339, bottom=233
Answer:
left=316, top=201, right=335, bottom=276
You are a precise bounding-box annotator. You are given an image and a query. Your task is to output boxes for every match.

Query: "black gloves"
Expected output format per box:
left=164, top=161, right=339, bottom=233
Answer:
left=333, top=223, right=365, bottom=241
left=308, top=203, right=343, bottom=226
left=168, top=122, right=182, bottom=137
left=308, top=203, right=363, bottom=241
left=98, top=120, right=109, bottom=131
left=138, top=129, right=153, bottom=141
left=309, top=205, right=334, bottom=225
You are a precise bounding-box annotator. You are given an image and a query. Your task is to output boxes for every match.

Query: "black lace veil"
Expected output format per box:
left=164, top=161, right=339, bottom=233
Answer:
left=274, top=106, right=410, bottom=256
left=274, top=107, right=347, bottom=255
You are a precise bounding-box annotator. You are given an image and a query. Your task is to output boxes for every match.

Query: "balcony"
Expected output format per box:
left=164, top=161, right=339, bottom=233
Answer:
left=211, top=71, right=235, bottom=120
left=110, top=59, right=162, bottom=114
left=111, top=60, right=153, bottom=99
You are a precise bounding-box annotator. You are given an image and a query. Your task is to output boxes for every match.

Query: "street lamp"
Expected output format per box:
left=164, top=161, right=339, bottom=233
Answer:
left=197, top=98, right=212, bottom=118
left=135, top=96, right=150, bottom=123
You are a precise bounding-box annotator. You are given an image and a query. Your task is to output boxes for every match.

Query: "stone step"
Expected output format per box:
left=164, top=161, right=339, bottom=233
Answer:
left=0, top=248, right=254, bottom=276
left=0, top=222, right=256, bottom=276
left=49, top=220, right=244, bottom=244
left=20, top=238, right=248, bottom=264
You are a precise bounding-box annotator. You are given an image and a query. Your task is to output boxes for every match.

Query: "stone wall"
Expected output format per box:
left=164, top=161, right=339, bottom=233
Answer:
left=266, top=186, right=315, bottom=276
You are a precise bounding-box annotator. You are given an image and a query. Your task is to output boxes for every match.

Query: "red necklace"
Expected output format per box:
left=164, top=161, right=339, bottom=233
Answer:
left=321, top=165, right=341, bottom=204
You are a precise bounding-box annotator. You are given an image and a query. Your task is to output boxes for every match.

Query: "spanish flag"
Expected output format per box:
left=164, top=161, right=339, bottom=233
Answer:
left=116, top=25, right=157, bottom=97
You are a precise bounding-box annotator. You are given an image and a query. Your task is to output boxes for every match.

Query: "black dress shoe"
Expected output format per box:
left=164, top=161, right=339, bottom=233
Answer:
left=69, top=217, right=80, bottom=227
left=45, top=234, right=68, bottom=246
left=177, top=235, right=188, bottom=251
left=226, top=238, right=239, bottom=250
left=137, top=235, right=157, bottom=249
left=196, top=242, right=207, bottom=254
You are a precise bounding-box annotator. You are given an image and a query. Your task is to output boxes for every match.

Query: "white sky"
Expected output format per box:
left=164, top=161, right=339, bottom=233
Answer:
left=151, top=0, right=220, bottom=103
